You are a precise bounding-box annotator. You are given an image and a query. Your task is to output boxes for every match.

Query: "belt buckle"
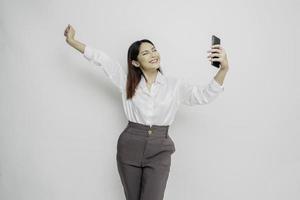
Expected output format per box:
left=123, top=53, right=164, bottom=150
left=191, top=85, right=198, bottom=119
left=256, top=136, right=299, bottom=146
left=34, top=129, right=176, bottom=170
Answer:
left=148, top=128, right=152, bottom=135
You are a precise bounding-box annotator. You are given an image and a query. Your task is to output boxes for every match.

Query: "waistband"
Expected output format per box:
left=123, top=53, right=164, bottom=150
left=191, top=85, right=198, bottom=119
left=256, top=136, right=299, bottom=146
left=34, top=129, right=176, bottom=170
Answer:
left=126, top=121, right=169, bottom=138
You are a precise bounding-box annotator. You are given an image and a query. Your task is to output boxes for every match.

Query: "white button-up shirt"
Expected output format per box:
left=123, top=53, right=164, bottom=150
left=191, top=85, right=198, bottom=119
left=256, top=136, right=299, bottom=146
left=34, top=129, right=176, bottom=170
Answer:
left=83, top=45, right=225, bottom=127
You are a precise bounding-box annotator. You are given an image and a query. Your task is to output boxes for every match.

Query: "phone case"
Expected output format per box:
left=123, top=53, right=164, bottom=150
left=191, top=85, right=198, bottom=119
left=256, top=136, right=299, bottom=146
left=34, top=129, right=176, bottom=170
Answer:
left=211, top=35, right=221, bottom=68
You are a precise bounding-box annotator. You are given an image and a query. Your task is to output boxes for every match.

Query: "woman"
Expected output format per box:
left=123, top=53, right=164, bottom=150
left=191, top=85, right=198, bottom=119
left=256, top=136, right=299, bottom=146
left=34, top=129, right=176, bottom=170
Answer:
left=64, top=24, right=229, bottom=200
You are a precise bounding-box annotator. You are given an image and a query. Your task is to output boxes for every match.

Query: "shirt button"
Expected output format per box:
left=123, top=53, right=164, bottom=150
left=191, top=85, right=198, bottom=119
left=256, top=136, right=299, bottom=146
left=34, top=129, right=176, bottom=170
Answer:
left=148, top=129, right=152, bottom=134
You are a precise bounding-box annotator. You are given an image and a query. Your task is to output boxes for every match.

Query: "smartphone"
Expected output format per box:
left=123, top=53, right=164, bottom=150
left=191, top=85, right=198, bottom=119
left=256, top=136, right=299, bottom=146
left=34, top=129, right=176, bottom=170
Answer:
left=211, top=35, right=221, bottom=68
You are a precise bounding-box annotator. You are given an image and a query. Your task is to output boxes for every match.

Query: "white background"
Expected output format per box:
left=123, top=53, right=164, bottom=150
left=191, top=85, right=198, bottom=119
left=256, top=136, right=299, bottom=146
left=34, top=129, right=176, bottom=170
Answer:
left=1, top=0, right=299, bottom=199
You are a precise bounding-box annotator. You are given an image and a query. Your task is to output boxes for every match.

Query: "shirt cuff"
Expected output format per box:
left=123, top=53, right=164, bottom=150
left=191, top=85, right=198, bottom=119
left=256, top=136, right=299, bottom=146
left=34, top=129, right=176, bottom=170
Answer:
left=210, top=78, right=225, bottom=92
left=83, top=45, right=94, bottom=60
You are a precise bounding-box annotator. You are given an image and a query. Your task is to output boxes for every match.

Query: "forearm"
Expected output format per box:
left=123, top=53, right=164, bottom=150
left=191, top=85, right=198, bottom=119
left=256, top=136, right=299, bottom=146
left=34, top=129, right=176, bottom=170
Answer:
left=67, top=38, right=86, bottom=54
left=213, top=68, right=228, bottom=86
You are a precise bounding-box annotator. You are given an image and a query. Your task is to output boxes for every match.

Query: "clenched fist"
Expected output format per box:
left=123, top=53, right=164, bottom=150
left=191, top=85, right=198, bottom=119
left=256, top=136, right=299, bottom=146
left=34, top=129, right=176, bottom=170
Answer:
left=64, top=24, right=76, bottom=43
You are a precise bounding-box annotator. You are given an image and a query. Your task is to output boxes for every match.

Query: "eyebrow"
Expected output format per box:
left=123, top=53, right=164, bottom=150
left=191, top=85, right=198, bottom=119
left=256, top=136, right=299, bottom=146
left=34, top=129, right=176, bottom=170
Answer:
left=141, top=47, right=156, bottom=53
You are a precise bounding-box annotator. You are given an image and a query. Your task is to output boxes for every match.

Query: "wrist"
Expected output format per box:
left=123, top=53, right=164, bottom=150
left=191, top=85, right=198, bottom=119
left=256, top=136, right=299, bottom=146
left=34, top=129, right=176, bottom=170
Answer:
left=66, top=37, right=75, bottom=44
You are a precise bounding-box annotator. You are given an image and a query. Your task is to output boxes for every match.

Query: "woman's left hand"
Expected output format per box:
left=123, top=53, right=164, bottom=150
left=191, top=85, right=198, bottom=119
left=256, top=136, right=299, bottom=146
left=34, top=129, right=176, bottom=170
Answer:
left=207, top=44, right=229, bottom=70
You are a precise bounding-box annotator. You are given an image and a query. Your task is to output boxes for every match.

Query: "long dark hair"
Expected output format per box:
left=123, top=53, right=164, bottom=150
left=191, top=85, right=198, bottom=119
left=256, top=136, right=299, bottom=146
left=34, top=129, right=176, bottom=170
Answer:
left=126, top=39, right=163, bottom=99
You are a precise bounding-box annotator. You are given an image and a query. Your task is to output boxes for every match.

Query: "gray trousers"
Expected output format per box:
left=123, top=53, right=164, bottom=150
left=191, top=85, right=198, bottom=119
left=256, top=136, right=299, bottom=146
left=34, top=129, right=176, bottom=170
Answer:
left=116, top=121, right=176, bottom=200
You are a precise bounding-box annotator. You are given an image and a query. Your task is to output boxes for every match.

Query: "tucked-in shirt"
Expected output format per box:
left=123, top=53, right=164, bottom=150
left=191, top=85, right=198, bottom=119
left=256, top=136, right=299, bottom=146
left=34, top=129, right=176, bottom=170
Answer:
left=83, top=45, right=225, bottom=127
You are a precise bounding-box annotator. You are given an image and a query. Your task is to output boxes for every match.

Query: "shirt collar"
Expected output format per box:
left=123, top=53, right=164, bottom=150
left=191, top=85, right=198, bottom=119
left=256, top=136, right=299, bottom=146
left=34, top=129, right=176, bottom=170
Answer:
left=139, top=70, right=166, bottom=89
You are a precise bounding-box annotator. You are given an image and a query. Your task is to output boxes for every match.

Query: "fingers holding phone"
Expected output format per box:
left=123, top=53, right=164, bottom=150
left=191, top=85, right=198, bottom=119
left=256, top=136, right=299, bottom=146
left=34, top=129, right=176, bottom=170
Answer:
left=207, top=35, right=229, bottom=70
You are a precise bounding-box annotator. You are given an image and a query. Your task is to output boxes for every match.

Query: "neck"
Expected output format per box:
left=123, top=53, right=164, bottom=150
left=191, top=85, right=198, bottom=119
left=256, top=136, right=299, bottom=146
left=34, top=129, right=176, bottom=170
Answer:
left=142, top=69, right=158, bottom=84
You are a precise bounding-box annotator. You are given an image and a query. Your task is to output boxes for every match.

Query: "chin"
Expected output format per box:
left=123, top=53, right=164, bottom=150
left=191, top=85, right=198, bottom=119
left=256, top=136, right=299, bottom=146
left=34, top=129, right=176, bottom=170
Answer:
left=153, top=65, right=160, bottom=70
left=145, top=64, right=160, bottom=70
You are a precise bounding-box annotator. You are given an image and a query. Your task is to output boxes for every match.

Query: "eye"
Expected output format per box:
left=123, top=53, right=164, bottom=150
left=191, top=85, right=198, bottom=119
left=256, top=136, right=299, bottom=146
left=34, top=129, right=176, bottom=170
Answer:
left=142, top=49, right=156, bottom=55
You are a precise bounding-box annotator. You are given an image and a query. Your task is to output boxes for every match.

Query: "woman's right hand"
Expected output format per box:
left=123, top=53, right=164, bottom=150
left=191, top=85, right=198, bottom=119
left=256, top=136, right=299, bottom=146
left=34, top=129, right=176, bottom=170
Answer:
left=63, top=24, right=85, bottom=54
left=64, top=24, right=76, bottom=43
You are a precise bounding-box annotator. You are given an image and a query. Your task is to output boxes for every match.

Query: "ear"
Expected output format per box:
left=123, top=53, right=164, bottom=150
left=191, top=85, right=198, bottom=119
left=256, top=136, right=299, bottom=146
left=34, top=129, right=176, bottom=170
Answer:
left=132, top=60, right=140, bottom=67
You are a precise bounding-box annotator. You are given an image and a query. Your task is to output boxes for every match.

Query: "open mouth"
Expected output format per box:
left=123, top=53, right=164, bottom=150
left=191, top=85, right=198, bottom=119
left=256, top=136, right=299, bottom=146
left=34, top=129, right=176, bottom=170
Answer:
left=149, top=59, right=159, bottom=64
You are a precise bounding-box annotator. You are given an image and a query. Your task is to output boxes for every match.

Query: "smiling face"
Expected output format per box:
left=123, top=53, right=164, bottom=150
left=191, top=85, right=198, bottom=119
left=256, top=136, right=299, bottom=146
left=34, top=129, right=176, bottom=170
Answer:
left=132, top=42, right=161, bottom=71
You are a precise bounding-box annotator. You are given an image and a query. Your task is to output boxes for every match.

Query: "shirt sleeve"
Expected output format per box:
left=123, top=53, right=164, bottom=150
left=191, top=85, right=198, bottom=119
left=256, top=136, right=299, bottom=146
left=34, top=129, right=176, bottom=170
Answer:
left=177, top=77, right=224, bottom=106
left=83, top=45, right=126, bottom=93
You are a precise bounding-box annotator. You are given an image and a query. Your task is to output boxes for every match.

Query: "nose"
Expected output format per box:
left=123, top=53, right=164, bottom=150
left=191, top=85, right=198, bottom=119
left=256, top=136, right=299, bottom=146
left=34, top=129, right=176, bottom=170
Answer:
left=151, top=52, right=157, bottom=57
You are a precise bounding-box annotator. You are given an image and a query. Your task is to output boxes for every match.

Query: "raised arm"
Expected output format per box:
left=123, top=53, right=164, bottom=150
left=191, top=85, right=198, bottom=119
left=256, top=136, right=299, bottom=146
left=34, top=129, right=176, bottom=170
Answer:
left=64, top=24, right=126, bottom=93
left=177, top=44, right=228, bottom=106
